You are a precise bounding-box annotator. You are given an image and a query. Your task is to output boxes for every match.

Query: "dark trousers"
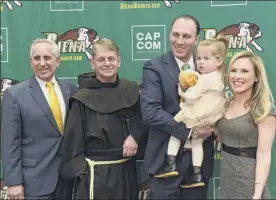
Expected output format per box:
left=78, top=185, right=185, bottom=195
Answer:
left=24, top=194, right=52, bottom=200
left=181, top=180, right=209, bottom=200
left=148, top=175, right=209, bottom=199
left=147, top=146, right=213, bottom=199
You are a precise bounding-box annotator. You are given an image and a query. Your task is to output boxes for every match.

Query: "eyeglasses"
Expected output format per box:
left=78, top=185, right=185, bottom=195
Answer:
left=95, top=57, right=118, bottom=64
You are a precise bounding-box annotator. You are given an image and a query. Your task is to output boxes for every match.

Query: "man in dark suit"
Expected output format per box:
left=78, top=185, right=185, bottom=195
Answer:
left=1, top=39, right=78, bottom=199
left=0, top=78, right=19, bottom=193
left=140, top=15, right=215, bottom=199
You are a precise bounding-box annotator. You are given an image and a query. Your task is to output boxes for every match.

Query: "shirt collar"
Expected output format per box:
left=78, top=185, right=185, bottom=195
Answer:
left=174, top=55, right=194, bottom=71
left=35, top=76, right=58, bottom=87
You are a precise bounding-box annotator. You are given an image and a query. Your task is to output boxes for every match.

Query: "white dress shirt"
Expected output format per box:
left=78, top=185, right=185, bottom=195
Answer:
left=174, top=55, right=195, bottom=71
left=35, top=76, right=66, bottom=124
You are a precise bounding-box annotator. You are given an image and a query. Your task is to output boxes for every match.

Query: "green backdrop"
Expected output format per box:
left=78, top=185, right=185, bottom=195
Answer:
left=1, top=1, right=276, bottom=199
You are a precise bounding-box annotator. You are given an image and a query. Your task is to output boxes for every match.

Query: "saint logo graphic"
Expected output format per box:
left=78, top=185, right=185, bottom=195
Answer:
left=0, top=28, right=8, bottom=62
left=163, top=0, right=180, bottom=7
left=1, top=0, right=22, bottom=11
left=43, top=27, right=99, bottom=61
left=132, top=25, right=166, bottom=61
left=0, top=78, right=19, bottom=99
left=50, top=0, right=84, bottom=11
left=202, top=22, right=263, bottom=52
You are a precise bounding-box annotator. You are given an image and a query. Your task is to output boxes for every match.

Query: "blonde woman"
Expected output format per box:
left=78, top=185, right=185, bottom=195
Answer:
left=217, top=51, right=276, bottom=199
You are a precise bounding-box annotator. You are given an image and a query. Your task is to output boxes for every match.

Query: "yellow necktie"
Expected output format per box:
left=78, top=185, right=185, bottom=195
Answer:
left=46, top=82, right=63, bottom=134
left=181, top=63, right=190, bottom=71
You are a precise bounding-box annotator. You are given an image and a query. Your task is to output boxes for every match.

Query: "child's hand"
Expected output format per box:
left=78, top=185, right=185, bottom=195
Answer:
left=193, top=125, right=214, bottom=139
left=178, top=83, right=185, bottom=98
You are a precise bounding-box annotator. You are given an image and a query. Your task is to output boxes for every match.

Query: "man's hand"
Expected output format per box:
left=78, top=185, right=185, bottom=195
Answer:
left=123, top=135, right=138, bottom=157
left=193, top=125, right=214, bottom=139
left=8, top=184, right=24, bottom=200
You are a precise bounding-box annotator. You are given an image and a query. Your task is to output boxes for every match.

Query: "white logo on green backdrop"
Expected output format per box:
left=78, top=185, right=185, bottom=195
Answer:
left=0, top=28, right=8, bottom=63
left=132, top=25, right=166, bottom=61
left=50, top=0, right=84, bottom=11
left=211, top=1, right=247, bottom=7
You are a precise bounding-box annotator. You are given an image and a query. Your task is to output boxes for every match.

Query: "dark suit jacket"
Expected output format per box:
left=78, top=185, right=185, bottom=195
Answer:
left=1, top=76, right=78, bottom=196
left=140, top=51, right=214, bottom=179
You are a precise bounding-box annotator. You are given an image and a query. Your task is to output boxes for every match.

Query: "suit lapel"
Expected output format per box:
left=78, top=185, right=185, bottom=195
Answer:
left=57, top=79, right=70, bottom=112
left=58, top=80, right=74, bottom=137
left=28, top=76, right=60, bottom=135
left=163, top=51, right=180, bottom=84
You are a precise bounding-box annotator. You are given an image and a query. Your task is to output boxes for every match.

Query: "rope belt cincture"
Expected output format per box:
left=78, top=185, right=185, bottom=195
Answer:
left=85, top=157, right=131, bottom=200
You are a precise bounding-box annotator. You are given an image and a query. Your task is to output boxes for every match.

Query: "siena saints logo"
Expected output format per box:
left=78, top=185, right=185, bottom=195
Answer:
left=43, top=27, right=100, bottom=61
left=202, top=22, right=264, bottom=53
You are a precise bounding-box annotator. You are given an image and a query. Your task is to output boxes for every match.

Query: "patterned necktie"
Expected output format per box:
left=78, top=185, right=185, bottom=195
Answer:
left=181, top=63, right=190, bottom=71
left=46, top=82, right=63, bottom=134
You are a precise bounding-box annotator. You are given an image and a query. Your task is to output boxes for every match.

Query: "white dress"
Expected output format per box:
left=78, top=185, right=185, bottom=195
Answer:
left=175, top=71, right=226, bottom=128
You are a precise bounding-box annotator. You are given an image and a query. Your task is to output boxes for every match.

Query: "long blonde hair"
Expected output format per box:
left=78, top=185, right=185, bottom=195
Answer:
left=228, top=51, right=274, bottom=123
left=197, top=36, right=229, bottom=82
